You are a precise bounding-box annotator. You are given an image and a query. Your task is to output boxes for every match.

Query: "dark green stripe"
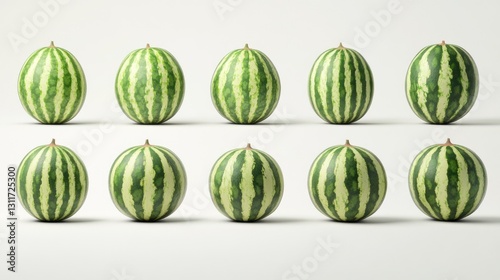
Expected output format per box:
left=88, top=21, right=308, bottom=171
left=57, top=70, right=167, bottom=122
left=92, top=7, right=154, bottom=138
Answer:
left=322, top=50, right=337, bottom=122
left=214, top=52, right=241, bottom=123
left=308, top=147, right=333, bottom=217
left=110, top=148, right=138, bottom=218
left=56, top=148, right=71, bottom=220
left=60, top=146, right=86, bottom=220
left=46, top=148, right=58, bottom=220
left=337, top=51, right=347, bottom=123
left=444, top=147, right=459, bottom=219
left=210, top=150, right=237, bottom=215
left=131, top=51, right=149, bottom=123
left=310, top=50, right=330, bottom=122
left=323, top=148, right=342, bottom=220
left=257, top=151, right=283, bottom=220
left=407, top=45, right=433, bottom=121
left=423, top=148, right=443, bottom=219
left=157, top=48, right=184, bottom=121
left=343, top=148, right=361, bottom=221
left=443, top=46, right=464, bottom=123
left=410, top=146, right=437, bottom=218
left=55, top=49, right=84, bottom=123
left=239, top=50, right=251, bottom=123
left=158, top=147, right=185, bottom=218
left=253, top=50, right=279, bottom=123
left=31, top=148, right=49, bottom=219
left=117, top=50, right=142, bottom=123
left=446, top=46, right=478, bottom=122
left=356, top=148, right=384, bottom=218
left=17, top=146, right=44, bottom=215
left=148, top=148, right=167, bottom=220
left=457, top=147, right=484, bottom=219
left=423, top=45, right=442, bottom=123
left=148, top=50, right=163, bottom=123
left=248, top=151, right=264, bottom=221
left=230, top=151, right=246, bottom=221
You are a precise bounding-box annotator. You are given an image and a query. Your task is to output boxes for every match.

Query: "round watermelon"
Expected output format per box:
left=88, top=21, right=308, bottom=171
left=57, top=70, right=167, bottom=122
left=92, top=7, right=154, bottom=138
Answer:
left=109, top=140, right=187, bottom=221
left=209, top=144, right=283, bottom=221
left=309, top=43, right=374, bottom=124
left=17, top=139, right=88, bottom=221
left=409, top=138, right=487, bottom=221
left=18, top=41, right=86, bottom=124
left=308, top=140, right=387, bottom=222
left=211, top=44, right=280, bottom=124
left=406, top=41, right=479, bottom=124
left=115, top=44, right=185, bottom=124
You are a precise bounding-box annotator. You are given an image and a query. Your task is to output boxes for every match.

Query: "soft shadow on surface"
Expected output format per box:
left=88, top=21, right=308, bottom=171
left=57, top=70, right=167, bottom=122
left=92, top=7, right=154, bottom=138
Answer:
left=338, top=216, right=424, bottom=224
left=126, top=217, right=200, bottom=224
left=443, top=217, right=500, bottom=224
left=419, top=119, right=500, bottom=126
left=15, top=121, right=102, bottom=126
left=25, top=218, right=104, bottom=223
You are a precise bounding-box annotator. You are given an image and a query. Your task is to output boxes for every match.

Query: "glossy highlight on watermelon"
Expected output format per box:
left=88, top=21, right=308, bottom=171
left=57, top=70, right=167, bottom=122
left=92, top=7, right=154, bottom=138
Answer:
left=115, top=44, right=185, bottom=124
left=211, top=44, right=280, bottom=124
left=409, top=138, right=486, bottom=221
left=209, top=144, right=283, bottom=221
left=309, top=43, right=374, bottom=124
left=109, top=140, right=187, bottom=221
left=406, top=41, right=479, bottom=124
left=308, top=140, right=387, bottom=222
left=18, top=41, right=86, bottom=124
left=17, top=139, right=88, bottom=221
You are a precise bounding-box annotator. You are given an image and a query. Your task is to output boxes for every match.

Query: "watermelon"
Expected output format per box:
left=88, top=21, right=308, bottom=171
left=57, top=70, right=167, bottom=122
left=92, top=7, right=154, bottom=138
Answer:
left=308, top=140, right=387, bottom=222
left=406, top=41, right=479, bottom=124
left=211, top=44, right=280, bottom=124
left=409, top=138, right=487, bottom=221
left=18, top=41, right=86, bottom=124
left=109, top=140, right=187, bottom=221
left=115, top=44, right=185, bottom=124
left=209, top=144, right=283, bottom=221
left=309, top=43, right=374, bottom=124
left=16, top=139, right=88, bottom=221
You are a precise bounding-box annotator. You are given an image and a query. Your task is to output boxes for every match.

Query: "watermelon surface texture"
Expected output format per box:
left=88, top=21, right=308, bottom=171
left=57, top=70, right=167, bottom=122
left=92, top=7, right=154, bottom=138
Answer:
left=18, top=41, right=86, bottom=124
left=406, top=41, right=479, bottom=124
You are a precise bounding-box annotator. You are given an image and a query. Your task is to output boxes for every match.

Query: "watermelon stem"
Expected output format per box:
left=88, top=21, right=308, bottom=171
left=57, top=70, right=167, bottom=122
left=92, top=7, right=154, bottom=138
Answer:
left=49, top=139, right=56, bottom=146
left=146, top=43, right=151, bottom=49
left=244, top=43, right=249, bottom=50
left=245, top=143, right=252, bottom=150
left=338, top=42, right=345, bottom=49
left=144, top=139, right=151, bottom=147
left=443, top=138, right=453, bottom=146
left=344, top=139, right=352, bottom=147
left=49, top=41, right=55, bottom=48
left=440, top=40, right=446, bottom=46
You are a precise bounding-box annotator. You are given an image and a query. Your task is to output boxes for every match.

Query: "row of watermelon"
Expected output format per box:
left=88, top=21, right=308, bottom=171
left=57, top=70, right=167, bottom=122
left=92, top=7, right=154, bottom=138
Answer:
left=18, top=41, right=478, bottom=125
left=16, top=138, right=486, bottom=222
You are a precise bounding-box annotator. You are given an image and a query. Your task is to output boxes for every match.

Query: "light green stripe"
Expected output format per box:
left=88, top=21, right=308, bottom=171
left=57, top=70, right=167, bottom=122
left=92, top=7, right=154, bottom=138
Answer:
left=121, top=149, right=142, bottom=217
left=414, top=47, right=433, bottom=121
left=415, top=147, right=439, bottom=217
left=39, top=149, right=53, bottom=220
left=157, top=148, right=177, bottom=216
left=24, top=148, right=45, bottom=220
left=231, top=52, right=246, bottom=123
left=352, top=148, right=370, bottom=220
left=240, top=151, right=256, bottom=220
left=142, top=148, right=155, bottom=220
left=255, top=152, right=278, bottom=218
left=434, top=148, right=450, bottom=219
left=436, top=46, right=451, bottom=122
left=333, top=148, right=348, bottom=220
left=315, top=149, right=337, bottom=218
left=448, top=45, right=470, bottom=121
left=218, top=151, right=242, bottom=219
left=454, top=147, right=470, bottom=217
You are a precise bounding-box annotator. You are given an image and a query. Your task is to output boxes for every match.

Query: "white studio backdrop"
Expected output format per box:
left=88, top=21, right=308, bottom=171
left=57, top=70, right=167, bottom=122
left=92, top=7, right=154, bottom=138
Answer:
left=1, top=1, right=500, bottom=280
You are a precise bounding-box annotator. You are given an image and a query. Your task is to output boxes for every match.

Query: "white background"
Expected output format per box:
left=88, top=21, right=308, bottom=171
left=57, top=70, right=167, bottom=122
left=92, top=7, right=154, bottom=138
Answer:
left=1, top=0, right=500, bottom=279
